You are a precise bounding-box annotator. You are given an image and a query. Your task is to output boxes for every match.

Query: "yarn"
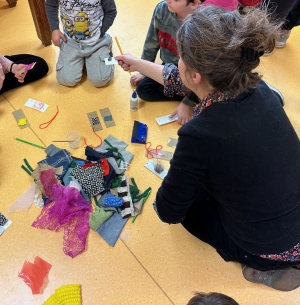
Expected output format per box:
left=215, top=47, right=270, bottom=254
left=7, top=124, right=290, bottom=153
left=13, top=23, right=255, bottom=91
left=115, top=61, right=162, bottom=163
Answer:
left=42, top=284, right=82, bottom=305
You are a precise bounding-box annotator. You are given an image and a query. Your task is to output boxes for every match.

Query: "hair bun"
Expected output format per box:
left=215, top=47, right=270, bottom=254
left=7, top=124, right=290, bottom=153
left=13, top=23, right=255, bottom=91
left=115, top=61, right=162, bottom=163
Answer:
left=241, top=47, right=264, bottom=62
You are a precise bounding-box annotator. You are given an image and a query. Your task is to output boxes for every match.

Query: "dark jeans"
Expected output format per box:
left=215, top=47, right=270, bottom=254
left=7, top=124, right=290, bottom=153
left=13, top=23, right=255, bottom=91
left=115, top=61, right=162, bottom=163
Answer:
left=136, top=75, right=183, bottom=102
left=262, top=0, right=300, bottom=29
left=136, top=74, right=200, bottom=106
left=181, top=185, right=300, bottom=271
left=283, top=0, right=300, bottom=29
left=0, top=54, right=48, bottom=94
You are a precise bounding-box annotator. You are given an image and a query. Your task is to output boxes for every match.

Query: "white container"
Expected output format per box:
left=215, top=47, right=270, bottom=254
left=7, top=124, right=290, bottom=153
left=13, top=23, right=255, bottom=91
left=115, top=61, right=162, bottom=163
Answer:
left=130, top=90, right=138, bottom=111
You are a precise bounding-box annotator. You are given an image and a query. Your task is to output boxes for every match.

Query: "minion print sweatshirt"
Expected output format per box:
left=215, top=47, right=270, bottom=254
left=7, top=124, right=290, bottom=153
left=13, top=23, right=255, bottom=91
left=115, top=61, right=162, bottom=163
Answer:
left=45, top=0, right=116, bottom=42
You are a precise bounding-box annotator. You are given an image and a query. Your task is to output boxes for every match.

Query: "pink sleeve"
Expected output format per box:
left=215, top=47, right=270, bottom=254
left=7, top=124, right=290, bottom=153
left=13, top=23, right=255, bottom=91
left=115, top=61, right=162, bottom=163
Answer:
left=0, top=55, right=13, bottom=73
left=203, top=0, right=238, bottom=11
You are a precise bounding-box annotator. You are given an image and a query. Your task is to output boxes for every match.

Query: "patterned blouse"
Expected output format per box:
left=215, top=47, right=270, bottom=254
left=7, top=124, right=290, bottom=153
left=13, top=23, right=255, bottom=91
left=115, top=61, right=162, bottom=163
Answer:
left=159, top=63, right=300, bottom=262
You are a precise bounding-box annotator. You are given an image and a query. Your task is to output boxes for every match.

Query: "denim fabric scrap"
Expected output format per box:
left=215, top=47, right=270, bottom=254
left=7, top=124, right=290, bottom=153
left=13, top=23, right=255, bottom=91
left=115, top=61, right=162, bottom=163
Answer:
left=97, top=211, right=128, bottom=246
left=38, top=149, right=72, bottom=179
left=45, top=144, right=62, bottom=157
left=71, top=164, right=105, bottom=197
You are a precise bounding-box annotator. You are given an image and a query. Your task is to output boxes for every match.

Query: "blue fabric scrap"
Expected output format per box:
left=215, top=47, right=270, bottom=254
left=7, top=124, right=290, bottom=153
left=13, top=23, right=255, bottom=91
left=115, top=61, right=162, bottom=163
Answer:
left=97, top=212, right=128, bottom=246
left=102, top=193, right=123, bottom=207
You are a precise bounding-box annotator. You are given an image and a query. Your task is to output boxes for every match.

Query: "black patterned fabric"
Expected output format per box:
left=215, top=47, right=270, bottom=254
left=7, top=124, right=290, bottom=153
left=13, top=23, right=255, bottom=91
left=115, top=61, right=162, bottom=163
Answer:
left=71, top=164, right=105, bottom=196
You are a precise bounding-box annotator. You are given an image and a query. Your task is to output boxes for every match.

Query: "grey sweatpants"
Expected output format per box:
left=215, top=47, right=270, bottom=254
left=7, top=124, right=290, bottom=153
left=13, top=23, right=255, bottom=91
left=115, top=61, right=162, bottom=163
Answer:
left=56, top=33, right=114, bottom=87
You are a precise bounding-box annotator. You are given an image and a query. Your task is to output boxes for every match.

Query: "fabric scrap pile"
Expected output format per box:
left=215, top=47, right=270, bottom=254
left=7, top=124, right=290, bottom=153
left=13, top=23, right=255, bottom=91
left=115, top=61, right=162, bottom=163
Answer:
left=24, top=135, right=151, bottom=256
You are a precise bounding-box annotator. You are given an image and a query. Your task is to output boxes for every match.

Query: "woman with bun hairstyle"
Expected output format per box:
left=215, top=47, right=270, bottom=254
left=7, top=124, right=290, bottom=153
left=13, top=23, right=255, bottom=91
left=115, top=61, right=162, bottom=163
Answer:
left=116, top=6, right=300, bottom=291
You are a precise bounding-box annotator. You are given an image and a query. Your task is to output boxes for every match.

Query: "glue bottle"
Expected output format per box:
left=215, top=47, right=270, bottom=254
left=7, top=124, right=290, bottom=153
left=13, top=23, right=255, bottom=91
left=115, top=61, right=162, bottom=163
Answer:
left=130, top=90, right=139, bottom=111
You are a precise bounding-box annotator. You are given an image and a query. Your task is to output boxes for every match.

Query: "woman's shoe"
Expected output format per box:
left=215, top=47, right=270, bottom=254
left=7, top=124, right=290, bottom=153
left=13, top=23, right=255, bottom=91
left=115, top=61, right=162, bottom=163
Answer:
left=242, top=265, right=300, bottom=291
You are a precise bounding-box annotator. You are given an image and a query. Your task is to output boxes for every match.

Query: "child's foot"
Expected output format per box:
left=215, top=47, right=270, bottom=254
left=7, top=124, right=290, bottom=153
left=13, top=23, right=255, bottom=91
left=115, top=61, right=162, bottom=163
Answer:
left=275, top=30, right=291, bottom=48
left=242, top=265, right=300, bottom=291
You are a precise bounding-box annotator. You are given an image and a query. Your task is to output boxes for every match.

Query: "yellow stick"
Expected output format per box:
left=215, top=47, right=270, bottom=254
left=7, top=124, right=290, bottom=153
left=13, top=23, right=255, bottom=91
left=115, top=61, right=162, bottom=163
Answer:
left=114, top=37, right=131, bottom=75
left=114, top=37, right=124, bottom=55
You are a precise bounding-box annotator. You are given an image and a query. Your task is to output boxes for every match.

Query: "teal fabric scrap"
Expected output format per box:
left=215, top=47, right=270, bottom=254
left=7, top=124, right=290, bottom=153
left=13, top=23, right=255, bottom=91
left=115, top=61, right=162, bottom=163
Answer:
left=104, top=115, right=113, bottom=121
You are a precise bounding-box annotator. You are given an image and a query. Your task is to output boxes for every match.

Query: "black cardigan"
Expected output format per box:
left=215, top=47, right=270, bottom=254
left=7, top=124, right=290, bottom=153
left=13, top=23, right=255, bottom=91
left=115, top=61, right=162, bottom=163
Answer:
left=156, top=81, right=300, bottom=255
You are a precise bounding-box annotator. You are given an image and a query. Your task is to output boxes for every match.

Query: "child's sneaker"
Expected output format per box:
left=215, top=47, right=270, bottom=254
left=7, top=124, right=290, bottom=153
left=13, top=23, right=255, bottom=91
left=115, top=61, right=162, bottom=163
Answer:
left=275, top=30, right=291, bottom=48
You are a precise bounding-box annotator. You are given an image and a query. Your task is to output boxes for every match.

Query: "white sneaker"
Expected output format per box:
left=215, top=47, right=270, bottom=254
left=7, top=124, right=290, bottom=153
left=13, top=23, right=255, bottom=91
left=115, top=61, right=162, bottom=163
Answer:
left=275, top=30, right=291, bottom=48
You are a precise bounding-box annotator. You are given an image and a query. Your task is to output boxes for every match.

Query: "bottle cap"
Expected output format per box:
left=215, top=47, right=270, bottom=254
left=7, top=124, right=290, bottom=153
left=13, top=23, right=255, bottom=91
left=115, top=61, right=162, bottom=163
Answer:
left=132, top=90, right=137, bottom=98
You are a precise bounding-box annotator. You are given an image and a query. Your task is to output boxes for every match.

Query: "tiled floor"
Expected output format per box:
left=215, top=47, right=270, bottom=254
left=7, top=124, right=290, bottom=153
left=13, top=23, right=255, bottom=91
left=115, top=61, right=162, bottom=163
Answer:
left=1, top=1, right=300, bottom=304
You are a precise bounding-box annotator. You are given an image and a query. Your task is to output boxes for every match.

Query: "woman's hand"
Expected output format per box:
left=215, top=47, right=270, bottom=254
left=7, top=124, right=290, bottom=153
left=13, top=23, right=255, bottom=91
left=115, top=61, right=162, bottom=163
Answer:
left=52, top=30, right=66, bottom=47
left=170, top=102, right=191, bottom=125
left=115, top=54, right=139, bottom=73
left=11, top=64, right=27, bottom=83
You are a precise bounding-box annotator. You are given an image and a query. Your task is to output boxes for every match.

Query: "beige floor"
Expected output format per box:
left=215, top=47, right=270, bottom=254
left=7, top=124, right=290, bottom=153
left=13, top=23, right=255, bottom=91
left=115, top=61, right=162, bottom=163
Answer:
left=1, top=1, right=300, bottom=304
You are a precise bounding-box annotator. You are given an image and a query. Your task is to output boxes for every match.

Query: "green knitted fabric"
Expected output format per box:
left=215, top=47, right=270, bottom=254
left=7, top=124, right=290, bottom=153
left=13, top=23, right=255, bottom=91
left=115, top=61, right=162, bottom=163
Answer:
left=110, top=175, right=124, bottom=188
left=89, top=206, right=113, bottom=231
left=129, top=178, right=151, bottom=203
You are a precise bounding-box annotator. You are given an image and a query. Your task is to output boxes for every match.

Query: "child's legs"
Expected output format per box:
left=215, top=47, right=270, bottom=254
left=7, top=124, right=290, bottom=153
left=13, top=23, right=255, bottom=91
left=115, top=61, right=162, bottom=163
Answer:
left=283, top=0, right=300, bottom=29
left=0, top=54, right=48, bottom=94
left=85, top=34, right=114, bottom=88
left=181, top=186, right=300, bottom=271
left=56, top=38, right=84, bottom=87
left=136, top=75, right=183, bottom=101
left=262, top=0, right=297, bottom=20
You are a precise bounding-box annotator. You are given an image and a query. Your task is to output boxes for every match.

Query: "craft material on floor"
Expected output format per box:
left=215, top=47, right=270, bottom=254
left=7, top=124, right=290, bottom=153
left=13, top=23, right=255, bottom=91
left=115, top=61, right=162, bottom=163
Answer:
left=87, top=111, right=102, bottom=131
left=100, top=107, right=116, bottom=128
left=131, top=121, right=148, bottom=144
left=12, top=109, right=30, bottom=129
left=155, top=114, right=178, bottom=125
left=144, top=159, right=168, bottom=179
left=132, top=188, right=152, bottom=223
left=39, top=105, right=59, bottom=129
left=167, top=138, right=178, bottom=148
left=8, top=183, right=37, bottom=212
left=97, top=211, right=128, bottom=246
left=18, top=256, right=52, bottom=294
left=25, top=98, right=48, bottom=112
left=0, top=212, right=12, bottom=235
left=14, top=137, right=46, bottom=149
left=66, top=131, right=81, bottom=149
left=145, top=145, right=173, bottom=161
left=42, top=284, right=82, bottom=305
left=32, top=185, right=92, bottom=258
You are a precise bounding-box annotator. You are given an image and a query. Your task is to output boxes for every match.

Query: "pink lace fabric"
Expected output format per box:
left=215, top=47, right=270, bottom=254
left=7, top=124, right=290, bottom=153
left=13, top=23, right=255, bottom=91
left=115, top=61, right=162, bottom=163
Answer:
left=32, top=184, right=92, bottom=258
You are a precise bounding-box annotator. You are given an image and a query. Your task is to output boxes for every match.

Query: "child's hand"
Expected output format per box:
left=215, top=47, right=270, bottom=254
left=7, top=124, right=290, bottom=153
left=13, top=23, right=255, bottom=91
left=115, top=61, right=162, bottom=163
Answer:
left=130, top=73, right=145, bottom=86
left=170, top=102, right=191, bottom=125
left=115, top=54, right=139, bottom=72
left=11, top=64, right=27, bottom=83
left=52, top=30, right=67, bottom=47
